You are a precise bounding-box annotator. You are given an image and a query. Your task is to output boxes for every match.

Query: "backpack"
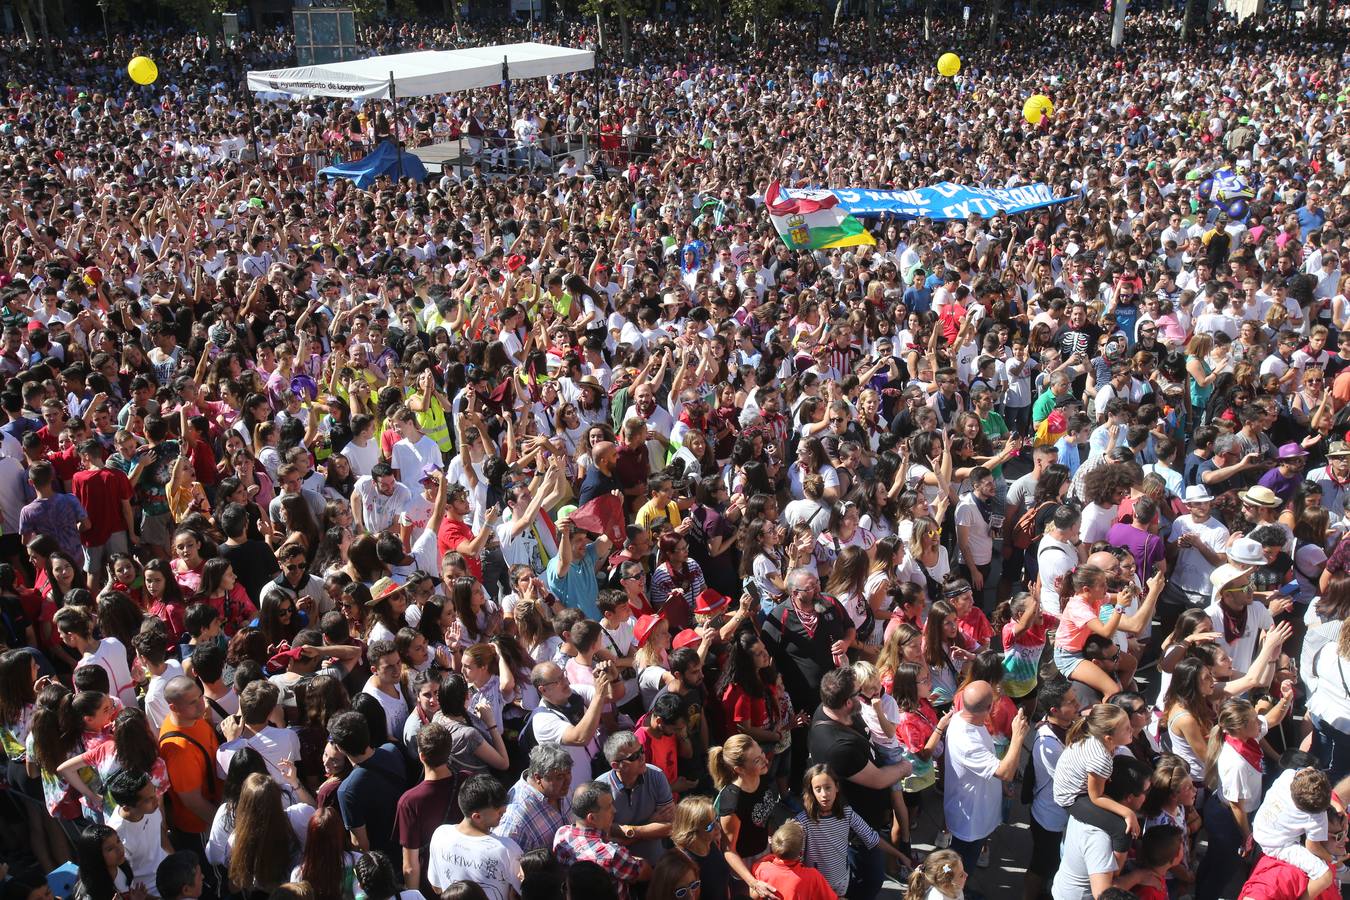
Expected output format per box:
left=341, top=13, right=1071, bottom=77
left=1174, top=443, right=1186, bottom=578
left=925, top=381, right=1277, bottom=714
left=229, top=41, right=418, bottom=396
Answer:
left=1012, top=501, right=1053, bottom=550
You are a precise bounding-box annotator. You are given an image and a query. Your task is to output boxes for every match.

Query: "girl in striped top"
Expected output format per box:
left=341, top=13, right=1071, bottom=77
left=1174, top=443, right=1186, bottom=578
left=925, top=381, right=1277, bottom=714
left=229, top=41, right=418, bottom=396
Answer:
left=795, top=764, right=910, bottom=893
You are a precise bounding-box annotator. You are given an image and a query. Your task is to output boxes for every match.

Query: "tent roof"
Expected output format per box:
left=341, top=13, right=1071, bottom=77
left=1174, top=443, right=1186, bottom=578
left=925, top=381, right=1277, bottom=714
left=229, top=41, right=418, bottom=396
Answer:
left=246, top=41, right=594, bottom=100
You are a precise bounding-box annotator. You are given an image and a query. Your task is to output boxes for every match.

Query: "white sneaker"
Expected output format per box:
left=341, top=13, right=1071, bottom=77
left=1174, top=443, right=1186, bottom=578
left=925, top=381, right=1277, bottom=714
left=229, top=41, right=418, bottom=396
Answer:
left=978, top=843, right=991, bottom=869
left=935, top=830, right=952, bottom=850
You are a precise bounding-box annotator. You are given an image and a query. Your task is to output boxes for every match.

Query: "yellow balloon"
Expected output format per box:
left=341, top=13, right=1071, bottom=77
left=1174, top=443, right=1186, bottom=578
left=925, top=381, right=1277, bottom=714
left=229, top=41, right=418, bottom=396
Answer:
left=937, top=52, right=961, bottom=77
left=128, top=56, right=158, bottom=86
left=1023, top=94, right=1053, bottom=125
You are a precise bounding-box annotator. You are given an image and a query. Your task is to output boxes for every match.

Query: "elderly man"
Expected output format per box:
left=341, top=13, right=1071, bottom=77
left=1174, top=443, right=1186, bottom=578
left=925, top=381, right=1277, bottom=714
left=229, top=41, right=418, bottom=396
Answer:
left=762, top=567, right=855, bottom=713
left=553, top=782, right=652, bottom=900
left=1307, top=441, right=1350, bottom=518
left=944, top=680, right=1030, bottom=875
left=595, top=731, right=675, bottom=864
left=527, top=661, right=615, bottom=796
left=495, top=743, right=573, bottom=854
left=808, top=667, right=912, bottom=900
left=1032, top=371, right=1072, bottom=426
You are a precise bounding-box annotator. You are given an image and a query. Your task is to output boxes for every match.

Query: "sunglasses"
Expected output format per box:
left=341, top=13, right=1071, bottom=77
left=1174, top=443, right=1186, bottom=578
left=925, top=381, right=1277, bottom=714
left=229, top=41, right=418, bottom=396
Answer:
left=674, top=882, right=702, bottom=899
left=615, top=749, right=645, bottom=764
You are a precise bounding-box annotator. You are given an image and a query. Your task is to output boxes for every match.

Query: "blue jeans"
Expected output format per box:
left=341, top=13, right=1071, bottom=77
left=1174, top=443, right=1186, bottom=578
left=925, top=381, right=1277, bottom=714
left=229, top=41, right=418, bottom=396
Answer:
left=846, top=841, right=884, bottom=900
left=948, top=835, right=984, bottom=880
left=1195, top=790, right=1252, bottom=900
left=1310, top=715, right=1350, bottom=784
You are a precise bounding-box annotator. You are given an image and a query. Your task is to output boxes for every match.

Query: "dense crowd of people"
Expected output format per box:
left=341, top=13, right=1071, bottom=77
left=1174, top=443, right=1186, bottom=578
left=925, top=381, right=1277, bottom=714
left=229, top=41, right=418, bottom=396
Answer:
left=1, top=4, right=1350, bottom=900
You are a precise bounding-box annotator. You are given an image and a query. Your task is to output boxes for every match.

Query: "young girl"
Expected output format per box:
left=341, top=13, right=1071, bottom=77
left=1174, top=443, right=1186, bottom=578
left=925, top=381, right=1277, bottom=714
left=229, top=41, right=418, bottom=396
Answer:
left=884, top=584, right=926, bottom=642
left=72, top=823, right=142, bottom=900
left=994, top=593, right=1056, bottom=703
left=795, top=765, right=904, bottom=896
left=853, top=662, right=914, bottom=859
left=923, top=601, right=973, bottom=710
left=905, top=849, right=967, bottom=900
left=1196, top=690, right=1295, bottom=895
left=741, top=519, right=787, bottom=607
left=892, top=661, right=952, bottom=845
left=1051, top=704, right=1137, bottom=855
left=1140, top=755, right=1199, bottom=895
left=1053, top=565, right=1124, bottom=697
left=944, top=579, right=991, bottom=653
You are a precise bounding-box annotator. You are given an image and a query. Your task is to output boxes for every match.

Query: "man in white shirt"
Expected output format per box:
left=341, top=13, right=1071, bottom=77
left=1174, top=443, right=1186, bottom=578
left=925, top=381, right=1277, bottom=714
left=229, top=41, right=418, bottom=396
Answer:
left=1166, top=486, right=1230, bottom=608
left=362, top=640, right=411, bottom=741
left=1051, top=756, right=1152, bottom=900
left=428, top=774, right=523, bottom=900
left=943, top=681, right=1029, bottom=874
left=1206, top=548, right=1278, bottom=674
left=217, top=680, right=304, bottom=799
left=1037, top=505, right=1083, bottom=616
left=353, top=463, right=413, bottom=535
left=955, top=467, right=999, bottom=597
left=389, top=407, right=444, bottom=496
left=106, top=771, right=171, bottom=894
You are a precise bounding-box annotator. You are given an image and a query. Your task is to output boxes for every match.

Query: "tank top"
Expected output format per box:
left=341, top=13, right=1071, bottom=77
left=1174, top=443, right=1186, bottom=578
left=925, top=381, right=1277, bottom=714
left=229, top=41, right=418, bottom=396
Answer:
left=1167, top=709, right=1206, bottom=782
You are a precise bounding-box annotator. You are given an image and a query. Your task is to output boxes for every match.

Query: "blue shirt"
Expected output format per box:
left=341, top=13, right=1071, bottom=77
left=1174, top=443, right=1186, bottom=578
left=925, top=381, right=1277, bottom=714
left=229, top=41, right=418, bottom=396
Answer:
left=902, top=286, right=933, bottom=315
left=545, top=543, right=601, bottom=619
left=1297, top=205, right=1326, bottom=239
left=595, top=765, right=673, bottom=864
left=335, top=743, right=407, bottom=858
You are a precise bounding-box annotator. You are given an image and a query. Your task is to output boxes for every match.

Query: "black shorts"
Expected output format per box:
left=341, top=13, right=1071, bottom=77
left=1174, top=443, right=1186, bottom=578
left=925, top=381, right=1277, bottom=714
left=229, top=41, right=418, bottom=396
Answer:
left=1028, top=816, right=1063, bottom=880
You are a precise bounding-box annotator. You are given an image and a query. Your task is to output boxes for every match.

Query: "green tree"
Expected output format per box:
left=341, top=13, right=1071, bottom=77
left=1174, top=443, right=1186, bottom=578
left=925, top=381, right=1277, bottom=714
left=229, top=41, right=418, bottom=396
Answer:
left=581, top=0, right=643, bottom=61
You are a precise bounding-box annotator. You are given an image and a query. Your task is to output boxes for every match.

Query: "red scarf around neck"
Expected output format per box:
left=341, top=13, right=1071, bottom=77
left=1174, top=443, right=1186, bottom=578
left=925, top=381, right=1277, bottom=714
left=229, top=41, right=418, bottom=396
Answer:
left=1225, top=735, right=1264, bottom=772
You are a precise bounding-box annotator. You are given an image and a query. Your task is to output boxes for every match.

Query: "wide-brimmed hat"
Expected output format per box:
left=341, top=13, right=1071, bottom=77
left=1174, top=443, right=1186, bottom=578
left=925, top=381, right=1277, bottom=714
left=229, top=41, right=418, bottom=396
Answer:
left=633, top=612, right=666, bottom=648
left=1276, top=442, right=1308, bottom=460
left=1238, top=485, right=1282, bottom=508
left=1227, top=537, right=1265, bottom=568
left=1210, top=563, right=1251, bottom=594
left=366, top=577, right=404, bottom=606
left=1328, top=441, right=1350, bottom=458
left=1183, top=485, right=1214, bottom=503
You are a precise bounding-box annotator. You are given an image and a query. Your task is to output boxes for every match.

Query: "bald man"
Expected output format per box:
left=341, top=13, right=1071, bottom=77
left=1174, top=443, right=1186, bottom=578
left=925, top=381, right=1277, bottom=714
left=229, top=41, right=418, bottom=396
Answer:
left=578, top=440, right=621, bottom=504
left=943, top=680, right=1030, bottom=875
left=158, top=675, right=223, bottom=889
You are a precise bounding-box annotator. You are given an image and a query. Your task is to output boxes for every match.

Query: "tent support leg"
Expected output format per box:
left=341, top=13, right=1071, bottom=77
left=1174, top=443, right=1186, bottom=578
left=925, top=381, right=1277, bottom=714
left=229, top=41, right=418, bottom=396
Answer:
left=502, top=56, right=512, bottom=174
left=390, top=71, right=404, bottom=185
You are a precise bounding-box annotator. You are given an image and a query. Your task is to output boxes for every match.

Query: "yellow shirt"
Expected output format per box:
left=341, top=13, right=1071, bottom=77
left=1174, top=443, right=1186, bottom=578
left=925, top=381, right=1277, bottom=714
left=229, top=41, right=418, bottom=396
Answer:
left=635, top=498, right=680, bottom=531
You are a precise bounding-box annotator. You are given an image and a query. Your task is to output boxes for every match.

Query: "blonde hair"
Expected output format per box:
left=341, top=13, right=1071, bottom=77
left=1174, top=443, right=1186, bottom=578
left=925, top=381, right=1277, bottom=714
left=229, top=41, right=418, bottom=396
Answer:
left=851, top=660, right=879, bottom=692
left=769, top=821, right=805, bottom=860
left=671, top=795, right=717, bottom=850
left=708, top=734, right=758, bottom=789
left=907, top=850, right=964, bottom=899
left=1065, top=703, right=1128, bottom=746
left=1205, top=698, right=1257, bottom=791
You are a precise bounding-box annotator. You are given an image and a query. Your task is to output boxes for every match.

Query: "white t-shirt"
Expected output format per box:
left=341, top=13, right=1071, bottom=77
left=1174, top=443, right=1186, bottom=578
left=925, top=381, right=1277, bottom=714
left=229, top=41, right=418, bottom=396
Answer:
left=391, top=434, right=444, bottom=495
left=144, top=659, right=185, bottom=731
left=954, top=494, right=994, bottom=567
left=1037, top=537, right=1078, bottom=616
left=943, top=714, right=1002, bottom=843
left=1206, top=598, right=1274, bottom=674
left=341, top=439, right=381, bottom=477
left=108, top=805, right=168, bottom=890
left=1050, top=816, right=1118, bottom=900
left=80, top=638, right=138, bottom=708
left=217, top=726, right=303, bottom=797
left=1079, top=503, right=1117, bottom=544
left=529, top=684, right=598, bottom=797
left=1217, top=720, right=1269, bottom=813
left=1167, top=515, right=1229, bottom=596
left=353, top=476, right=413, bottom=533
left=361, top=678, right=411, bottom=742
left=1253, top=768, right=1330, bottom=854
left=426, top=826, right=523, bottom=900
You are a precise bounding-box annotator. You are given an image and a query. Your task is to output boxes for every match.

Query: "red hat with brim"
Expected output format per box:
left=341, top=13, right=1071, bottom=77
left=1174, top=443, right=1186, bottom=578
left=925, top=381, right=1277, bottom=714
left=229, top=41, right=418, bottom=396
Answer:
left=694, top=588, right=729, bottom=616
left=633, top=611, right=666, bottom=648
left=671, top=629, right=703, bottom=650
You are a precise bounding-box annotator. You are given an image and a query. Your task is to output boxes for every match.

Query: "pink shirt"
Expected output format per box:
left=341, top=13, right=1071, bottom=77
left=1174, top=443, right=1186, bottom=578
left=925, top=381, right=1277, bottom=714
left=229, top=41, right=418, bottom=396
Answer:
left=1055, top=594, right=1104, bottom=652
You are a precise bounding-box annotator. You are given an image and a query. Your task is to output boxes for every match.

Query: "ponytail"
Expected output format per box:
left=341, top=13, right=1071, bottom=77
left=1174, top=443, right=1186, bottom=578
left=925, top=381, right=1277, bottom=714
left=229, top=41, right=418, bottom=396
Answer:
left=1203, top=723, right=1223, bottom=793
left=1059, top=564, right=1106, bottom=611
left=709, top=734, right=757, bottom=790
left=1065, top=703, right=1127, bottom=747
left=907, top=850, right=963, bottom=900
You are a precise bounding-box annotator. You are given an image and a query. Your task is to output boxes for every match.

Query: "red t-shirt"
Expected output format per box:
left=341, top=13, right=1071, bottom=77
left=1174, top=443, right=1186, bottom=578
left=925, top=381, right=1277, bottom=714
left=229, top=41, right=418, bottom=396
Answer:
left=187, top=438, right=219, bottom=487
left=720, top=683, right=768, bottom=739
left=437, top=517, right=483, bottom=580
left=71, top=467, right=133, bottom=546
left=1239, top=855, right=1338, bottom=900
left=635, top=725, right=679, bottom=789
left=956, top=607, right=993, bottom=649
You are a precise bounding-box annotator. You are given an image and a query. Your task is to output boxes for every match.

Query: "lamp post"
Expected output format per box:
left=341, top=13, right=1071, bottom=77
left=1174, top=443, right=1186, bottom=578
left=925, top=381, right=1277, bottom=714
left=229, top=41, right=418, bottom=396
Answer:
left=97, top=0, right=108, bottom=36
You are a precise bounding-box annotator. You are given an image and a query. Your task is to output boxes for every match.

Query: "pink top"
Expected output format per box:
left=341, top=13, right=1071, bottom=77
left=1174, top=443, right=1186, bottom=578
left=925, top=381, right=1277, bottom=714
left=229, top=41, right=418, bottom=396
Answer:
left=1055, top=594, right=1104, bottom=652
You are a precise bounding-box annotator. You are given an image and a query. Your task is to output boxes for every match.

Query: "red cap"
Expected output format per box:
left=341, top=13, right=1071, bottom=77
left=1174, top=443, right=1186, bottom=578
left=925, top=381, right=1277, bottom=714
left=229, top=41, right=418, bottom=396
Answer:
left=633, top=612, right=665, bottom=648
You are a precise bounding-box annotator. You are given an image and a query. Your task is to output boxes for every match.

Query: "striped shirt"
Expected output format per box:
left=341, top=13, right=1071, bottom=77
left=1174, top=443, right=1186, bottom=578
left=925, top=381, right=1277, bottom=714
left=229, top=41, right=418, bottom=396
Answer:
left=795, top=807, right=880, bottom=895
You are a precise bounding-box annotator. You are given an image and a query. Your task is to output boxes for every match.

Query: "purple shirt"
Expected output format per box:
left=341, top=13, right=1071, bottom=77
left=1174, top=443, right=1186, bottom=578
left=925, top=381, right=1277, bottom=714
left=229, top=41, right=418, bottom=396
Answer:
left=1105, top=521, right=1164, bottom=579
left=1257, top=467, right=1300, bottom=504
left=19, top=493, right=87, bottom=561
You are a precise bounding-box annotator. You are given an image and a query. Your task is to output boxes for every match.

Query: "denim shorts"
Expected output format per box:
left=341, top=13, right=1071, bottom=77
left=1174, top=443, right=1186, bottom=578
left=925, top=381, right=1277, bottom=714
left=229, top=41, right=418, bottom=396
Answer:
left=1053, top=644, right=1084, bottom=677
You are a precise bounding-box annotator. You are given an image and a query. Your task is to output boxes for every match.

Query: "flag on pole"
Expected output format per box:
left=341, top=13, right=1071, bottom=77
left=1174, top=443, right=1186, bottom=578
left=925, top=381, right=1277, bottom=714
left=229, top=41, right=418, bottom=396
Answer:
left=765, top=182, right=875, bottom=250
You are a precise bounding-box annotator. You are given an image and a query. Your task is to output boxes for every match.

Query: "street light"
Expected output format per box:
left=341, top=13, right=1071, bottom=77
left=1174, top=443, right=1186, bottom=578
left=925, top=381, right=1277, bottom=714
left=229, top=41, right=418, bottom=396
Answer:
left=97, top=0, right=108, bottom=36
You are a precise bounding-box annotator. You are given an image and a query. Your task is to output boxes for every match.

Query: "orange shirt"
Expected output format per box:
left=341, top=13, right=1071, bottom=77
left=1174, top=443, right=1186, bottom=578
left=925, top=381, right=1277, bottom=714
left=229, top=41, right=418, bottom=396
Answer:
left=158, top=714, right=221, bottom=834
left=751, top=856, right=838, bottom=900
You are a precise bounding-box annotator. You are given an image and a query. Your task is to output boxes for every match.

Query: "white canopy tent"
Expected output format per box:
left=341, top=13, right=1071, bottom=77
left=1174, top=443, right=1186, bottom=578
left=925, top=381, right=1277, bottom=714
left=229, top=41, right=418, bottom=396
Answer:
left=245, top=41, right=595, bottom=100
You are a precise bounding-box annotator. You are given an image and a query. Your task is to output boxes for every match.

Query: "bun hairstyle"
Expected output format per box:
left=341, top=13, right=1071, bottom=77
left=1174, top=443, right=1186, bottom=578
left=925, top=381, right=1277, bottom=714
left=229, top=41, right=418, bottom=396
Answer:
left=907, top=849, right=964, bottom=899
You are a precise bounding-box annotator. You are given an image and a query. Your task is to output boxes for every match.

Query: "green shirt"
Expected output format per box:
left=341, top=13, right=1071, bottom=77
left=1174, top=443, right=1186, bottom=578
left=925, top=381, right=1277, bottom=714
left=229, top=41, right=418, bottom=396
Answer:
left=980, top=410, right=1010, bottom=479
left=1032, top=389, right=1058, bottom=426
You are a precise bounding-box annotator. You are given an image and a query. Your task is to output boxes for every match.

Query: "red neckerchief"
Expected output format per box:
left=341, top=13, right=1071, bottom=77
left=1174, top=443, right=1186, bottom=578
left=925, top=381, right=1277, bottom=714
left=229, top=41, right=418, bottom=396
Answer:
left=1226, top=735, right=1264, bottom=772
left=678, top=407, right=707, bottom=430
left=1221, top=601, right=1249, bottom=645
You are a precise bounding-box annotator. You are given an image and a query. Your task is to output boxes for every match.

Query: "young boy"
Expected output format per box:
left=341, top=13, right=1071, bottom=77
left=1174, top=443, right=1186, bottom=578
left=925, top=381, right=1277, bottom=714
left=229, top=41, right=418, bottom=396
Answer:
left=180, top=603, right=223, bottom=665
left=635, top=474, right=681, bottom=531
left=598, top=590, right=638, bottom=705
left=133, top=624, right=184, bottom=731
left=752, top=821, right=837, bottom=900
left=106, top=769, right=171, bottom=892
left=1118, top=824, right=1184, bottom=900
left=427, top=773, right=522, bottom=900
left=155, top=850, right=205, bottom=900
left=1252, top=767, right=1334, bottom=883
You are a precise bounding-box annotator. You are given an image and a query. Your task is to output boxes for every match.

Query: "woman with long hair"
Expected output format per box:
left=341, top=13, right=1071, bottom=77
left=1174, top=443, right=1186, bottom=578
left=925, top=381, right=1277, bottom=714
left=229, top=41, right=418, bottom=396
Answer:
left=29, top=684, right=106, bottom=827
left=432, top=672, right=509, bottom=773
left=343, top=534, right=384, bottom=585
left=709, top=734, right=783, bottom=899
left=364, top=582, right=410, bottom=644
left=71, top=823, right=138, bottom=900
left=825, top=545, right=875, bottom=652
left=0, top=649, right=40, bottom=795
left=141, top=560, right=189, bottom=644
left=195, top=557, right=257, bottom=637
left=652, top=533, right=707, bottom=633
left=922, top=600, right=971, bottom=711
left=227, top=773, right=307, bottom=898
left=816, top=500, right=876, bottom=583
left=898, top=517, right=951, bottom=606
left=715, top=630, right=777, bottom=750
left=293, top=674, right=348, bottom=789
left=256, top=593, right=304, bottom=654
left=95, top=593, right=144, bottom=664
left=292, top=804, right=358, bottom=899
left=56, top=707, right=168, bottom=815
left=671, top=794, right=731, bottom=900
left=447, top=576, right=504, bottom=650
left=1161, top=657, right=1219, bottom=787
left=648, top=852, right=703, bottom=900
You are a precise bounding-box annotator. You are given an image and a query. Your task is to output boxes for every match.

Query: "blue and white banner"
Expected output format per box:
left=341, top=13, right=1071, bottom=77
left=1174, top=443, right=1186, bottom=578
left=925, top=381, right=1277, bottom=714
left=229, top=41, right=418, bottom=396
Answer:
left=785, top=182, right=1076, bottom=221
